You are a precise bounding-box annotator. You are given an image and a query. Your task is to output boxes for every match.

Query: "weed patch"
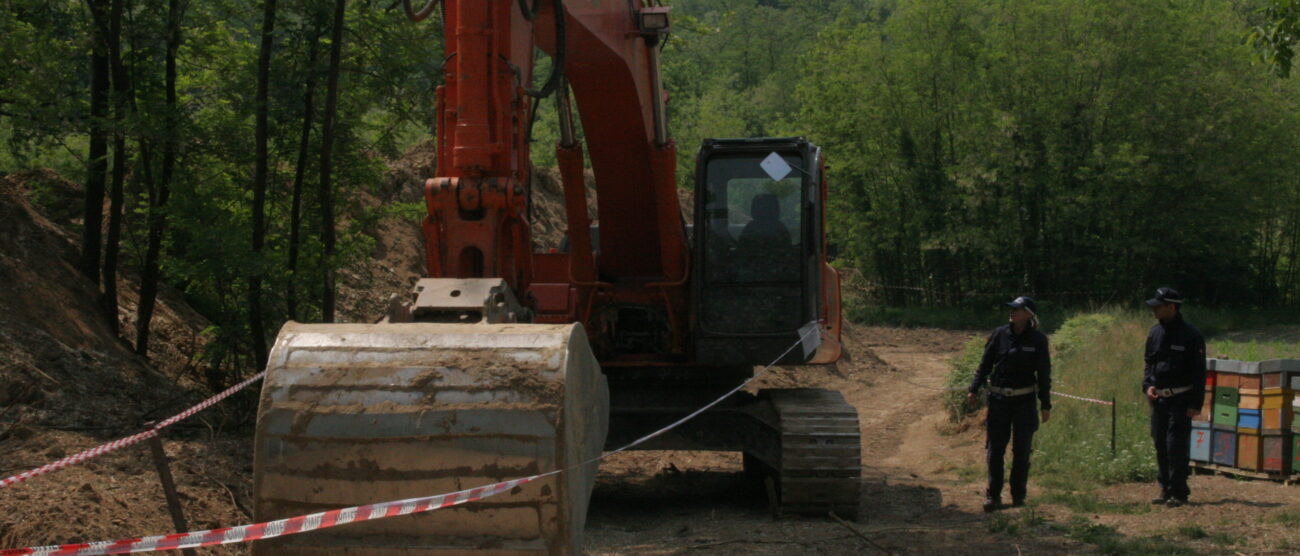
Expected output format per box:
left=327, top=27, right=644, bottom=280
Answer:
left=1063, top=517, right=1199, bottom=555
left=943, top=336, right=985, bottom=421
left=985, top=507, right=1046, bottom=537
left=1269, top=509, right=1300, bottom=526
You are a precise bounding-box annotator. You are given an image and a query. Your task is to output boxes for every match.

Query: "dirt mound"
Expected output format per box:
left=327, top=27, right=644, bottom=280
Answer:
left=0, top=173, right=177, bottom=431
left=0, top=172, right=250, bottom=552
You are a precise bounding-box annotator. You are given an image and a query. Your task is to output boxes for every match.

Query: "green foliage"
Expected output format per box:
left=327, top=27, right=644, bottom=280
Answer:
left=943, top=335, right=985, bottom=421
left=0, top=1, right=442, bottom=388
left=1034, top=310, right=1158, bottom=486
left=658, top=0, right=876, bottom=188
left=1050, top=313, right=1117, bottom=359
left=1040, top=491, right=1151, bottom=515
left=848, top=304, right=991, bottom=330
left=1249, top=0, right=1300, bottom=77
left=796, top=0, right=1300, bottom=308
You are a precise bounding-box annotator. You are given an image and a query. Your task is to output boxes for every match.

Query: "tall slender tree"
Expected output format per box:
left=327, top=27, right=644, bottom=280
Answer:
left=100, top=0, right=128, bottom=335
left=318, top=0, right=346, bottom=323
left=287, top=21, right=322, bottom=322
left=80, top=0, right=111, bottom=285
left=249, top=0, right=277, bottom=368
left=135, top=0, right=182, bottom=357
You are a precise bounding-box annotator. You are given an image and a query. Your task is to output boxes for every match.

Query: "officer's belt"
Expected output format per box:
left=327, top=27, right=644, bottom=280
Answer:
left=1155, top=385, right=1193, bottom=398
left=987, top=385, right=1036, bottom=397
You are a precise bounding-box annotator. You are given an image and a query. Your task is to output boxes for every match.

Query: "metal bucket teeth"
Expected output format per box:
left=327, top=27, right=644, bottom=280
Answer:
left=252, top=322, right=609, bottom=555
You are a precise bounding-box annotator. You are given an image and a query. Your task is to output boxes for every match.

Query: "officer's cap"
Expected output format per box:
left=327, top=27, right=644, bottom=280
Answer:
left=1005, top=296, right=1037, bottom=314
left=1144, top=287, right=1184, bottom=307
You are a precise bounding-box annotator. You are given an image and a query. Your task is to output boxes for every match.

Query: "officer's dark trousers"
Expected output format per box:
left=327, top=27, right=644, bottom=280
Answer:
left=1150, top=396, right=1192, bottom=499
left=986, top=395, right=1039, bottom=501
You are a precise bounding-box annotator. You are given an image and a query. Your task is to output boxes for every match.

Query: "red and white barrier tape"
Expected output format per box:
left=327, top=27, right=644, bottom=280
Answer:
left=0, top=371, right=267, bottom=489
left=902, top=376, right=1115, bottom=407
left=1050, top=391, right=1114, bottom=406
left=0, top=476, right=537, bottom=556
left=3, top=327, right=820, bottom=555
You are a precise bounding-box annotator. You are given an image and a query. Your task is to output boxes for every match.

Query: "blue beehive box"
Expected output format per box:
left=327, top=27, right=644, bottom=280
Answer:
left=1238, top=409, right=1262, bottom=430
left=1190, top=424, right=1212, bottom=462
left=1212, top=429, right=1237, bottom=466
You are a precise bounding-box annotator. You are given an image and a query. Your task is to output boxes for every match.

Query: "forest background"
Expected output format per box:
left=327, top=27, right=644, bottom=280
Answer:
left=4, top=0, right=1300, bottom=385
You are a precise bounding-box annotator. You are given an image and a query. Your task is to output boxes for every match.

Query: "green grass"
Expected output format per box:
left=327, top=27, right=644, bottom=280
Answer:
left=1206, top=338, right=1300, bottom=360
left=1207, top=532, right=1243, bottom=547
left=1173, top=526, right=1241, bottom=547
left=1004, top=308, right=1300, bottom=488
left=1033, top=309, right=1159, bottom=485
left=1269, top=509, right=1300, bottom=525
left=848, top=304, right=993, bottom=330
left=954, top=464, right=983, bottom=483
left=943, top=336, right=986, bottom=421
left=1059, top=517, right=1200, bottom=556
left=985, top=506, right=1046, bottom=537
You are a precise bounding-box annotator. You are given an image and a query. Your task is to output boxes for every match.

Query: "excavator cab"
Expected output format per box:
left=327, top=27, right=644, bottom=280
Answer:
left=692, top=137, right=829, bottom=366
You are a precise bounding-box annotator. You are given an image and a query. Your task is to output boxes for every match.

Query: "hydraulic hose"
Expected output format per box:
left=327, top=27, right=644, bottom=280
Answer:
left=525, top=0, right=565, bottom=99
left=402, top=0, right=440, bottom=22
left=518, top=0, right=542, bottom=21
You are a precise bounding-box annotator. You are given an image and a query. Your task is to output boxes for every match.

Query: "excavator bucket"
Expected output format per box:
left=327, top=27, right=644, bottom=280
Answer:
left=251, top=321, right=609, bottom=555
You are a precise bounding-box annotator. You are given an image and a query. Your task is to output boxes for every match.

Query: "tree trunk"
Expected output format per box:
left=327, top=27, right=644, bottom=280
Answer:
left=318, top=0, right=346, bottom=323
left=101, top=0, right=128, bottom=336
left=287, top=26, right=321, bottom=322
left=135, top=0, right=182, bottom=358
left=249, top=0, right=277, bottom=369
left=80, top=0, right=111, bottom=284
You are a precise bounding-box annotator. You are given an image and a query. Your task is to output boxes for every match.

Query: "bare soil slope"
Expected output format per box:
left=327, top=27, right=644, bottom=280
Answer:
left=0, top=173, right=249, bottom=552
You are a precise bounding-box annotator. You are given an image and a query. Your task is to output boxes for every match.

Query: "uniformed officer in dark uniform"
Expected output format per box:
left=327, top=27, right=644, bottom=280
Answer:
left=1143, top=287, right=1206, bottom=507
left=967, top=296, right=1052, bottom=512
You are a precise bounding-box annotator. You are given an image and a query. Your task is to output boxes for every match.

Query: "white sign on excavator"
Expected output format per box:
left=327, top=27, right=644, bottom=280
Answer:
left=761, top=151, right=793, bottom=181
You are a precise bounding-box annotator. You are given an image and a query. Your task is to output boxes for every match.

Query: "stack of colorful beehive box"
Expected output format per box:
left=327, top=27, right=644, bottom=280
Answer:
left=1293, top=371, right=1300, bottom=475
left=1193, top=359, right=1296, bottom=478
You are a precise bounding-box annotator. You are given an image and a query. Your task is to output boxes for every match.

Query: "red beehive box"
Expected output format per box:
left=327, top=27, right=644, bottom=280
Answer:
left=1263, top=435, right=1291, bottom=473
left=1206, top=371, right=1217, bottom=388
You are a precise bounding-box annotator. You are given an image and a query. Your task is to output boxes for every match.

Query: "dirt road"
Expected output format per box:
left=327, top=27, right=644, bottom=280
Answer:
left=585, top=325, right=1080, bottom=555
left=585, top=325, right=1300, bottom=555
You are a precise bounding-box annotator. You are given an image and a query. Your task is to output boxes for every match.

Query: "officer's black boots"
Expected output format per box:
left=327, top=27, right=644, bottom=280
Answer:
left=982, top=496, right=1000, bottom=513
left=1010, top=498, right=1025, bottom=508
left=1166, top=496, right=1187, bottom=508
left=1150, top=491, right=1169, bottom=504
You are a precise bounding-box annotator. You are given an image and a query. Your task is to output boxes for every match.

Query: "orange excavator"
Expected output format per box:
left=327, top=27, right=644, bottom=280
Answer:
left=250, top=1, right=860, bottom=554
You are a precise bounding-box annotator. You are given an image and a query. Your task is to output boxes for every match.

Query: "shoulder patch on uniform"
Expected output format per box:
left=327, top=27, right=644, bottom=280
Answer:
left=1170, top=345, right=1185, bottom=351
